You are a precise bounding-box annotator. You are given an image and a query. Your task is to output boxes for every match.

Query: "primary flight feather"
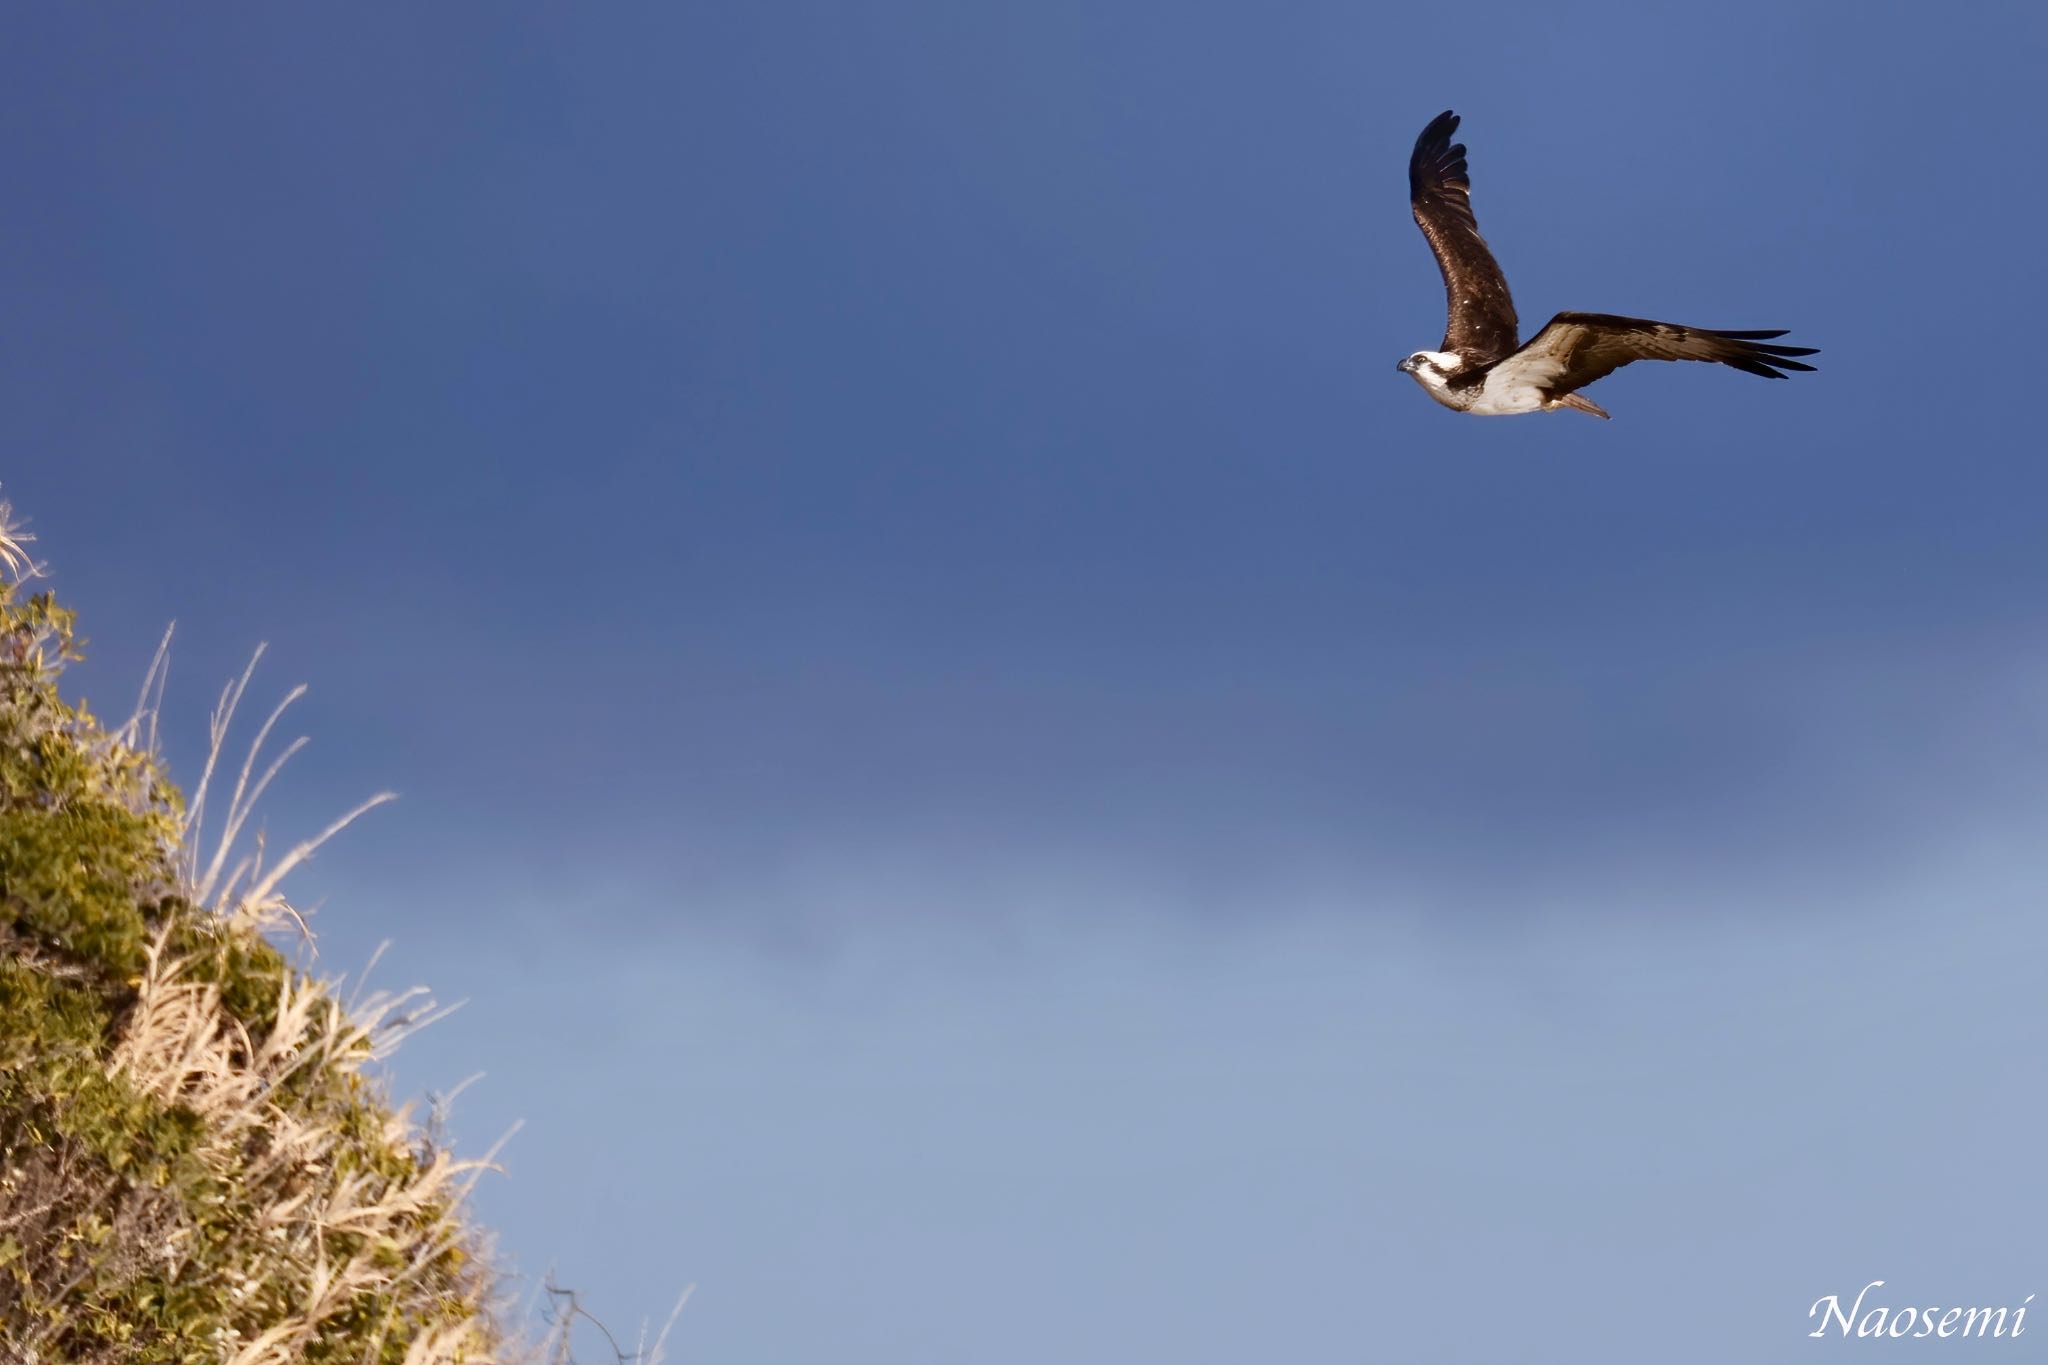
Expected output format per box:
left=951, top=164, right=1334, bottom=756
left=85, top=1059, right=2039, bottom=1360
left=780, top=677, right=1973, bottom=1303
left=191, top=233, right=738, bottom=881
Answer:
left=1397, top=110, right=1817, bottom=419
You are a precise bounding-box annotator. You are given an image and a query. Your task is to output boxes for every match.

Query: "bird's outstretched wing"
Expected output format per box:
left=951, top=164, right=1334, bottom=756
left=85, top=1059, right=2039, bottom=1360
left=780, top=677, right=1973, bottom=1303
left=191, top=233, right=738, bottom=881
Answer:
left=1490, top=312, right=1819, bottom=399
left=1409, top=110, right=1519, bottom=363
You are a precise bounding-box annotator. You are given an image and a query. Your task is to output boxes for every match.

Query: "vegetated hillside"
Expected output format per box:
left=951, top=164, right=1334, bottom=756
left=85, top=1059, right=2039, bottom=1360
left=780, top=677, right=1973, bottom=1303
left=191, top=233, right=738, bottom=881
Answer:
left=0, top=536, right=504, bottom=1362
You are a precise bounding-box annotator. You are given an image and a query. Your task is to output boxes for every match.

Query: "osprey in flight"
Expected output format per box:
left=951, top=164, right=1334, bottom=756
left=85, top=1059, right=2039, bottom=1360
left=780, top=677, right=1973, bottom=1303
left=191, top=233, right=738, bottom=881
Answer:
left=1399, top=110, right=1816, bottom=418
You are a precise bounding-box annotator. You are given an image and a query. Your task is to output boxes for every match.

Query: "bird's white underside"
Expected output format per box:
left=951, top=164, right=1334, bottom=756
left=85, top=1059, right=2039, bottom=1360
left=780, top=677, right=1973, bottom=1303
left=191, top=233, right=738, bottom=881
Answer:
left=1471, top=353, right=1566, bottom=414
left=1407, top=346, right=1575, bottom=416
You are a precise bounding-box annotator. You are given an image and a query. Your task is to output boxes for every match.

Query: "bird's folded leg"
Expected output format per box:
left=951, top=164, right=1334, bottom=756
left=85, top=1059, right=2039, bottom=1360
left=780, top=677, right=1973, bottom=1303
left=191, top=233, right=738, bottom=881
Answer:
left=1553, top=392, right=1610, bottom=420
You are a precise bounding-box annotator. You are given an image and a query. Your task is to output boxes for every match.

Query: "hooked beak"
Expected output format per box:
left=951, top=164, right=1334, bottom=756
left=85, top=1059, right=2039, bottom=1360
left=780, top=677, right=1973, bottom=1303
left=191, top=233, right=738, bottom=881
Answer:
left=1396, top=357, right=1417, bottom=374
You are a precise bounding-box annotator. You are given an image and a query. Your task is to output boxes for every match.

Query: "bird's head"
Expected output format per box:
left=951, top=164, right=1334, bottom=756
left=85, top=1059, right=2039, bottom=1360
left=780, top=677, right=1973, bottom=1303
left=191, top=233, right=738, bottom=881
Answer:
left=1397, top=351, right=1463, bottom=388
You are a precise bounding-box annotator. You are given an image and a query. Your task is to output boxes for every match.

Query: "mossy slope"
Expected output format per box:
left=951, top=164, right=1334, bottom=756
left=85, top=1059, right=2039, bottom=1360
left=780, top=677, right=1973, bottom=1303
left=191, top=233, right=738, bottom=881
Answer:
left=0, top=584, right=502, bottom=1364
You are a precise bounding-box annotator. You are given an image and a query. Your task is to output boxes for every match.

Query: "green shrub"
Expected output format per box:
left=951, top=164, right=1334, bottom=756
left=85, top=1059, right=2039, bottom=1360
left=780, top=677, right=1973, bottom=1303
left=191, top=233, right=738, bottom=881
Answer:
left=0, top=551, right=505, bottom=1362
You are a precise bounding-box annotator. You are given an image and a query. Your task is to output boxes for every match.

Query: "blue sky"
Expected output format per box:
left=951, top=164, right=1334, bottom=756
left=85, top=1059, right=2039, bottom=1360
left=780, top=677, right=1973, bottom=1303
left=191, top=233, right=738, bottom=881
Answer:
left=6, top=3, right=2048, bottom=1360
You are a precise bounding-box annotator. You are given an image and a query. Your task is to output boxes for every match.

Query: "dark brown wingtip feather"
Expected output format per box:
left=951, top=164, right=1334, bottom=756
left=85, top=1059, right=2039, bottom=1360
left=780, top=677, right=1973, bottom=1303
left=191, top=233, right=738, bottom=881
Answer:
left=1409, top=110, right=1468, bottom=202
left=1706, top=327, right=1817, bottom=351
left=1706, top=327, right=1820, bottom=377
left=1724, top=343, right=1819, bottom=379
